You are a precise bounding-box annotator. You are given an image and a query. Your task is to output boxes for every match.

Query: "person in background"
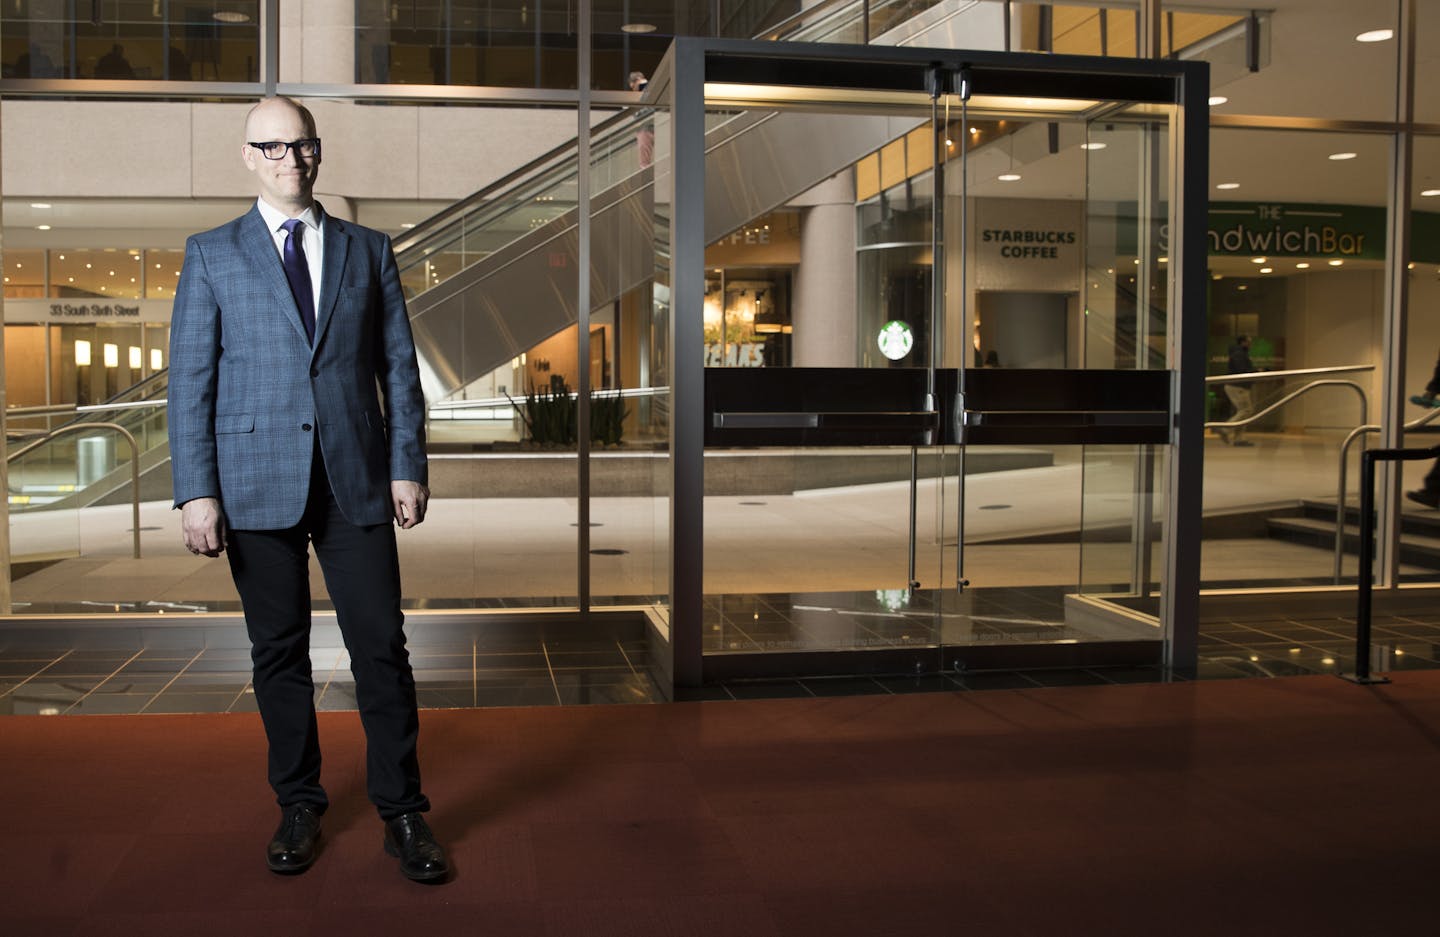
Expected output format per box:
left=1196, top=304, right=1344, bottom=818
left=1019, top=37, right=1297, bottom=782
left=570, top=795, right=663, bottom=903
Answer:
left=1405, top=353, right=1440, bottom=508
left=1219, top=334, right=1257, bottom=447
left=630, top=71, right=654, bottom=169
left=95, top=44, right=134, bottom=79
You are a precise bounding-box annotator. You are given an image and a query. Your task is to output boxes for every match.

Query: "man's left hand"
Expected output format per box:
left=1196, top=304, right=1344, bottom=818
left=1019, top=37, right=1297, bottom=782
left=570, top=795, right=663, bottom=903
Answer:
left=391, top=480, right=429, bottom=529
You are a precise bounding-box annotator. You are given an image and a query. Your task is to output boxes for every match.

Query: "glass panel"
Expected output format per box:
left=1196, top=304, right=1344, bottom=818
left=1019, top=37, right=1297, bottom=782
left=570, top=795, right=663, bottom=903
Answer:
left=2, top=249, right=45, bottom=299
left=49, top=249, right=143, bottom=299
left=1418, top=2, right=1440, bottom=125
left=1200, top=0, right=1397, bottom=123
left=1, top=0, right=260, bottom=81
left=144, top=249, right=184, bottom=300
left=1077, top=110, right=1170, bottom=615
left=1201, top=128, right=1390, bottom=589
left=577, top=112, right=670, bottom=640
left=701, top=99, right=945, bottom=659
left=1401, top=134, right=1440, bottom=581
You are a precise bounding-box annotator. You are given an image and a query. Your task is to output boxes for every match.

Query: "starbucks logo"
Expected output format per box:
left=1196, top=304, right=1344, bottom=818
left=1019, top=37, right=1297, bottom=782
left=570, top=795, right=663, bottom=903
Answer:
left=877, top=320, right=914, bottom=361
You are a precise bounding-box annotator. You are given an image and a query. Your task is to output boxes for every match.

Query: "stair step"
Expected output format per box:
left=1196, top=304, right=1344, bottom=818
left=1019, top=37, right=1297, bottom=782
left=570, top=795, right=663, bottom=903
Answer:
left=1267, top=516, right=1440, bottom=568
left=1297, top=499, right=1440, bottom=535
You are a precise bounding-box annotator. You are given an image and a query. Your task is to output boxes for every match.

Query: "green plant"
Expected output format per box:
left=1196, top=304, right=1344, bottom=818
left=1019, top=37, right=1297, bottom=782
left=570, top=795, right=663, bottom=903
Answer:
left=506, top=374, right=627, bottom=446
left=591, top=390, right=628, bottom=446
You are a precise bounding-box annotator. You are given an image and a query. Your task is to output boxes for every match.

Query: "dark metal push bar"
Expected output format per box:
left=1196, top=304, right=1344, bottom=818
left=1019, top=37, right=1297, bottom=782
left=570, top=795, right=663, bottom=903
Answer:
left=1343, top=443, right=1440, bottom=685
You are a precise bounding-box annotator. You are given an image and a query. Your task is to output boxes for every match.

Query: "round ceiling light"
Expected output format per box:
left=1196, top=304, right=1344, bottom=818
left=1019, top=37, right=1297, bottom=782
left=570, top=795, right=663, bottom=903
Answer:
left=621, top=23, right=657, bottom=33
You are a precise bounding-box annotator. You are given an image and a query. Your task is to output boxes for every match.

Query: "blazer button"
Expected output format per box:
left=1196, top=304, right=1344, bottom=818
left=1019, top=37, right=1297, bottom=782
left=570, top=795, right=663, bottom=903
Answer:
left=302, top=423, right=312, bottom=431
left=310, top=368, right=319, bottom=377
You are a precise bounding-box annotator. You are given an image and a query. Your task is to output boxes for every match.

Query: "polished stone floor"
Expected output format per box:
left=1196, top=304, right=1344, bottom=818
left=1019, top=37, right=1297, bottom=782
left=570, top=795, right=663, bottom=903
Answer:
left=4, top=588, right=1438, bottom=714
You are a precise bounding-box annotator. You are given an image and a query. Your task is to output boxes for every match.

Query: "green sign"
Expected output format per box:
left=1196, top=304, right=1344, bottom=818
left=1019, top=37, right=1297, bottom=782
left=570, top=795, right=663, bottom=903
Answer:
left=1206, top=202, right=1384, bottom=260
left=1129, top=202, right=1440, bottom=264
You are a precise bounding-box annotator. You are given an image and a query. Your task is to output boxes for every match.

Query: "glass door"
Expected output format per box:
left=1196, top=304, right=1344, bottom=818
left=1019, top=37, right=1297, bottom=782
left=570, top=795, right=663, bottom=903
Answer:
left=661, top=39, right=1203, bottom=685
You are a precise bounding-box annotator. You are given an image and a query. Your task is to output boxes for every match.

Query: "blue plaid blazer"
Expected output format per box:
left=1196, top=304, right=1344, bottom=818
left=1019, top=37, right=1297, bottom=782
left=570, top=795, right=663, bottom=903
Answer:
left=168, top=203, right=427, bottom=530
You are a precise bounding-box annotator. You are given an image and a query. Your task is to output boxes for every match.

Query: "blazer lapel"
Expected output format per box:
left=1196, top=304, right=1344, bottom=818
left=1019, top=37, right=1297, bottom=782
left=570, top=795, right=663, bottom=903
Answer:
left=313, top=212, right=351, bottom=352
left=240, top=206, right=312, bottom=346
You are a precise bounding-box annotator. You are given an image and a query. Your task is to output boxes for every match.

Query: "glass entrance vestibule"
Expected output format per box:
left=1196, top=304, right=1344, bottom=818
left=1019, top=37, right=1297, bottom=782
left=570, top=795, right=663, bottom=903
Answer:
left=647, top=39, right=1209, bottom=686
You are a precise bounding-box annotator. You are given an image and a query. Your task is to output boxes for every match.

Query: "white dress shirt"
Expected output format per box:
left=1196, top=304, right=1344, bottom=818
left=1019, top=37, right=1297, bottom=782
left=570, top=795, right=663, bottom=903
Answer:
left=256, top=197, right=324, bottom=314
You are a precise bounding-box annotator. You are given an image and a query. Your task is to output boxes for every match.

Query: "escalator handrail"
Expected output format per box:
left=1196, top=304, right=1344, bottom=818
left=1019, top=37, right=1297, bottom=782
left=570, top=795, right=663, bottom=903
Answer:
left=389, top=108, right=639, bottom=258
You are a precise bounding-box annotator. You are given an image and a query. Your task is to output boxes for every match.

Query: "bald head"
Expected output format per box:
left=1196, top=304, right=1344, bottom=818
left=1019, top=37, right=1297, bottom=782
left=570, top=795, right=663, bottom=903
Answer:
left=241, top=96, right=321, bottom=216
left=244, top=96, right=316, bottom=142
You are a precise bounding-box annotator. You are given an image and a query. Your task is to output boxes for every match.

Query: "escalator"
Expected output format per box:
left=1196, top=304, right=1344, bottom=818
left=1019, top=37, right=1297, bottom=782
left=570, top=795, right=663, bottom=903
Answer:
left=390, top=0, right=986, bottom=401
left=7, top=370, right=173, bottom=513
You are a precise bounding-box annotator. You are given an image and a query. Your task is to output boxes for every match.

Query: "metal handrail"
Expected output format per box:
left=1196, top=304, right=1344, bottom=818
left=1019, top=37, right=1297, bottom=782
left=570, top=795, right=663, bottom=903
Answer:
left=7, top=422, right=142, bottom=559
left=1204, top=370, right=1373, bottom=583
left=1204, top=378, right=1368, bottom=435
left=1343, top=442, right=1440, bottom=685
left=1205, top=364, right=1374, bottom=386
left=1333, top=406, right=1440, bottom=582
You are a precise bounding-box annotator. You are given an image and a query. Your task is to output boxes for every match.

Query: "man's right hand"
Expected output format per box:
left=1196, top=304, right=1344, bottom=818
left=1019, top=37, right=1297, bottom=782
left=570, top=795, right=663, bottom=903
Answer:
left=181, top=497, right=227, bottom=557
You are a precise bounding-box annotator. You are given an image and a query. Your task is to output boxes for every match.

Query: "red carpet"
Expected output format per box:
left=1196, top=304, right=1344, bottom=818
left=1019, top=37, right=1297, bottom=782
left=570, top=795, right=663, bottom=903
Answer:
left=3, top=673, right=1439, bottom=936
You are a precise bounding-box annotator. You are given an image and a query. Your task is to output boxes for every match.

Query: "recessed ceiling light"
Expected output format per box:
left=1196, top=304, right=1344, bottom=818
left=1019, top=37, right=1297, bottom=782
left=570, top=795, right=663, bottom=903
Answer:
left=30, top=202, right=51, bottom=209
left=1208, top=95, right=1228, bottom=106
left=36, top=224, right=50, bottom=230
left=212, top=11, right=250, bottom=23
left=1329, top=152, right=1358, bottom=161
left=1356, top=29, right=1393, bottom=43
left=621, top=22, right=657, bottom=33
left=1237, top=285, right=1248, bottom=291
left=400, top=223, right=416, bottom=229
left=997, top=173, right=1021, bottom=182
left=1329, top=259, right=1344, bottom=266
left=1260, top=267, right=1273, bottom=274
left=1251, top=257, right=1267, bottom=264
left=1080, top=142, right=1107, bottom=150
left=1216, top=182, right=1240, bottom=190
left=1296, top=262, right=1310, bottom=269
left=1422, top=189, right=1440, bottom=197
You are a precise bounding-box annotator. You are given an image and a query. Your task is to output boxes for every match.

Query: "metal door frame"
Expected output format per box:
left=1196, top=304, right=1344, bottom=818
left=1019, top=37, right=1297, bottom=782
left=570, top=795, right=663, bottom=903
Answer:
left=650, top=38, right=1209, bottom=687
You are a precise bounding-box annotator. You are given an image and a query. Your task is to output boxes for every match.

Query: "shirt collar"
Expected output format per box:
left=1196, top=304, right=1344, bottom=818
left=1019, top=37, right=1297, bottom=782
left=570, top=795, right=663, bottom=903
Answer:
left=256, top=197, right=322, bottom=234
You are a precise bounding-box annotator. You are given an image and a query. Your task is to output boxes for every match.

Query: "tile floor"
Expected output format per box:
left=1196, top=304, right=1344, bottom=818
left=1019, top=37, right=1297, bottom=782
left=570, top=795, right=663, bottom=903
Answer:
left=5, top=588, right=1438, bottom=714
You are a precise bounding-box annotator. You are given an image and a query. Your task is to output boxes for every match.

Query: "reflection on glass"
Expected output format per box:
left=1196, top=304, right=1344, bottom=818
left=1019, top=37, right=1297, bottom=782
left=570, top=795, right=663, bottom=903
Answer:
left=1, top=2, right=260, bottom=81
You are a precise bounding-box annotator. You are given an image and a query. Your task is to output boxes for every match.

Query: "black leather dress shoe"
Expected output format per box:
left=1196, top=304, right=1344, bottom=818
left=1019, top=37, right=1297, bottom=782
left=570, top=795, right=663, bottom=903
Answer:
left=267, top=804, right=322, bottom=874
left=383, top=812, right=450, bottom=883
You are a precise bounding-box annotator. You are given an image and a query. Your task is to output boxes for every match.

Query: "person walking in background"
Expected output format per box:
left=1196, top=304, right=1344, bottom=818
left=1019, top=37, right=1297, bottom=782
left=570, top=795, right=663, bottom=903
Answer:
left=1219, top=334, right=1257, bottom=447
left=168, top=96, right=448, bottom=883
left=630, top=70, right=654, bottom=168
left=1405, top=354, right=1440, bottom=507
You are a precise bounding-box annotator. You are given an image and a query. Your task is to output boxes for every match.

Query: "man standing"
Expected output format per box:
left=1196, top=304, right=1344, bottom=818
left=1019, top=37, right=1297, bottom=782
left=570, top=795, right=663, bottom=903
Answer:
left=168, top=96, right=448, bottom=883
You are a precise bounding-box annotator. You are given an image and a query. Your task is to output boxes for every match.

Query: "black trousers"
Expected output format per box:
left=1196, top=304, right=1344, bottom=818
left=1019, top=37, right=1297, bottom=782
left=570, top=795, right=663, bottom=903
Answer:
left=226, top=452, right=428, bottom=820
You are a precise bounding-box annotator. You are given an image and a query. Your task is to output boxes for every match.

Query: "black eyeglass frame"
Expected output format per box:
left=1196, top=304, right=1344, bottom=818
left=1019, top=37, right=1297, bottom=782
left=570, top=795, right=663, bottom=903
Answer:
left=247, top=138, right=322, bottom=160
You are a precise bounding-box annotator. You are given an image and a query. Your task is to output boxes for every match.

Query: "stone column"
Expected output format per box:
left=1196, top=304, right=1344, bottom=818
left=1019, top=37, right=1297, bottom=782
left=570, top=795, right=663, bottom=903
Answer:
left=792, top=171, right=858, bottom=367
left=281, top=0, right=356, bottom=84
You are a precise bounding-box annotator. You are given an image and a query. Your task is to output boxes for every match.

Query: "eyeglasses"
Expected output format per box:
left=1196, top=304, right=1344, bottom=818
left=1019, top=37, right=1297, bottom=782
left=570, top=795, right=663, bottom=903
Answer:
left=248, top=138, right=321, bottom=160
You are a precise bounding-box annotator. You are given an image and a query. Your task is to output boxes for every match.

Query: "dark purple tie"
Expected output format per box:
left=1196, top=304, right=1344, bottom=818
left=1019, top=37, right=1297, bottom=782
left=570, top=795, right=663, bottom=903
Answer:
left=280, top=218, right=316, bottom=343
